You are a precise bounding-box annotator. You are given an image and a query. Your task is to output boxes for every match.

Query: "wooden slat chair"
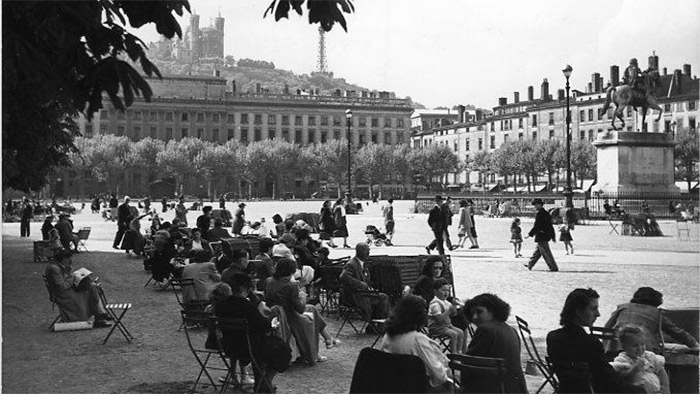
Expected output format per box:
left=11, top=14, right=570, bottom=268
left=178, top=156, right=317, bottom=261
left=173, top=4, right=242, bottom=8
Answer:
left=515, top=315, right=558, bottom=393
left=180, top=310, right=229, bottom=393
left=448, top=353, right=509, bottom=393
left=76, top=227, right=91, bottom=252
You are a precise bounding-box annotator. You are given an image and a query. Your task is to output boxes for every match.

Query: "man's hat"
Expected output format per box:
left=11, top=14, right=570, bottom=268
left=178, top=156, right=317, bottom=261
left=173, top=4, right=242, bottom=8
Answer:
left=434, top=195, right=443, bottom=201
left=531, top=198, right=545, bottom=206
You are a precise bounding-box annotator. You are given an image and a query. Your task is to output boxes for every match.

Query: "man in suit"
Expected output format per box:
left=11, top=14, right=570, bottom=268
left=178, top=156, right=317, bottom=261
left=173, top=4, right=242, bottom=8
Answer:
left=339, top=243, right=390, bottom=321
left=196, top=205, right=213, bottom=240
left=525, top=198, right=558, bottom=271
left=426, top=195, right=446, bottom=255
left=112, top=196, right=132, bottom=249
left=547, top=288, right=645, bottom=394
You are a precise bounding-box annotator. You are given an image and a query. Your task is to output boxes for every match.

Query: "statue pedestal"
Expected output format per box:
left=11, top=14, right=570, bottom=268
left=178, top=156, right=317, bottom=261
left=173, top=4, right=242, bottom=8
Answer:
left=593, top=131, right=679, bottom=194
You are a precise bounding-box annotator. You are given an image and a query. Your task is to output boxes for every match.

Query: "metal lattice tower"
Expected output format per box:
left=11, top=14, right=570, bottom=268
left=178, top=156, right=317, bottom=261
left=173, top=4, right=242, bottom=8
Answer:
left=316, top=26, right=328, bottom=73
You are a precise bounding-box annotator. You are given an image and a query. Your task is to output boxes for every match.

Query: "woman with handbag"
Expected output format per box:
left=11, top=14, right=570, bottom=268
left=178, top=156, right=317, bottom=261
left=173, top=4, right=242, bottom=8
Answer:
left=318, top=200, right=337, bottom=248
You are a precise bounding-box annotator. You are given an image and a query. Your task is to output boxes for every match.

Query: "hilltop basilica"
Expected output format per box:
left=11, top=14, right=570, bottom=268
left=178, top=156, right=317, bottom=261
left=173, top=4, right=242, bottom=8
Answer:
left=148, top=12, right=225, bottom=63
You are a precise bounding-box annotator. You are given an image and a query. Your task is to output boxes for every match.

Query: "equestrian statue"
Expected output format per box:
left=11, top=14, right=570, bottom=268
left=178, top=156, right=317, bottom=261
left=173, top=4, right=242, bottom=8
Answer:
left=602, top=58, right=663, bottom=131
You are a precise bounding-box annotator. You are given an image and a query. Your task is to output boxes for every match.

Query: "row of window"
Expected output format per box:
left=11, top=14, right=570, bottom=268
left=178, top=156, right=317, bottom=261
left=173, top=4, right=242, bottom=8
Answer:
left=100, top=124, right=405, bottom=145
left=102, top=109, right=406, bottom=128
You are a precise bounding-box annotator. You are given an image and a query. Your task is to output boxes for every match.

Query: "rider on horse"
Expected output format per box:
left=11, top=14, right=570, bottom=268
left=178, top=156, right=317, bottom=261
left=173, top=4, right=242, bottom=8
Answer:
left=623, top=58, right=643, bottom=91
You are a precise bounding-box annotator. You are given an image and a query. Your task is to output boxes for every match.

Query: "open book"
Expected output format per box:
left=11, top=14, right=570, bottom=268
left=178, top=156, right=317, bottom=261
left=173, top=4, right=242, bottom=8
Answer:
left=72, top=267, right=93, bottom=287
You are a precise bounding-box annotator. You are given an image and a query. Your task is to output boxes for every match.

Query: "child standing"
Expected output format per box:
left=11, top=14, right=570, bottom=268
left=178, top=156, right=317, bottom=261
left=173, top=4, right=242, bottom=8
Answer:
left=428, top=278, right=465, bottom=354
left=559, top=219, right=574, bottom=254
left=611, top=325, right=669, bottom=394
left=510, top=218, right=523, bottom=257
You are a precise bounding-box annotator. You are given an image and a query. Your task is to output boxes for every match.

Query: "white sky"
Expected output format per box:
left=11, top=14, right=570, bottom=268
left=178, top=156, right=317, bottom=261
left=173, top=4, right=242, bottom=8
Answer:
left=135, top=0, right=700, bottom=109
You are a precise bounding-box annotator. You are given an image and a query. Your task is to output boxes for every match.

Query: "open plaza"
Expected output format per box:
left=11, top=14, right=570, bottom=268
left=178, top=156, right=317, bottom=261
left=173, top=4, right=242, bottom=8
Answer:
left=2, top=199, right=698, bottom=393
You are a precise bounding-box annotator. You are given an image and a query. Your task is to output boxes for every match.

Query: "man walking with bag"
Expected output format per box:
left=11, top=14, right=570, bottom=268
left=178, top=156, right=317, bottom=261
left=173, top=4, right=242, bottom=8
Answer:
left=426, top=195, right=446, bottom=255
left=525, top=198, right=558, bottom=271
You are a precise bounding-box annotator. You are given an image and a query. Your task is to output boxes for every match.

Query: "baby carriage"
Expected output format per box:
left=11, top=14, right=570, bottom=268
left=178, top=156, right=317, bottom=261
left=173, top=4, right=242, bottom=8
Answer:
left=364, top=225, right=392, bottom=247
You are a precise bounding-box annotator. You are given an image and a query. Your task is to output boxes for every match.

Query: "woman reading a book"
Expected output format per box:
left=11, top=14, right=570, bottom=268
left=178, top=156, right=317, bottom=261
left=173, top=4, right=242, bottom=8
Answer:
left=44, top=249, right=112, bottom=328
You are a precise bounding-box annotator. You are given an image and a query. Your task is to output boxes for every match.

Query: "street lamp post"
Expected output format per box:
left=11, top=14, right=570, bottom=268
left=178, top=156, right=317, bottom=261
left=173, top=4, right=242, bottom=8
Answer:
left=345, top=109, right=353, bottom=203
left=562, top=65, right=574, bottom=209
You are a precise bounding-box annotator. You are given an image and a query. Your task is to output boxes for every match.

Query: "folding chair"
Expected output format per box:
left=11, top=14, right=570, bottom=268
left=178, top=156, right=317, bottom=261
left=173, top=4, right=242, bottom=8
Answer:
left=170, top=278, right=210, bottom=329
left=608, top=219, right=620, bottom=235
left=336, top=291, right=385, bottom=338
left=317, top=263, right=344, bottom=315
left=515, top=315, right=558, bottom=393
left=677, top=219, right=691, bottom=241
left=42, top=275, right=63, bottom=330
left=547, top=357, right=594, bottom=394
left=448, top=353, right=508, bottom=393
left=215, top=316, right=273, bottom=394
left=76, top=227, right=91, bottom=252
left=180, top=310, right=229, bottom=393
left=98, top=286, right=133, bottom=345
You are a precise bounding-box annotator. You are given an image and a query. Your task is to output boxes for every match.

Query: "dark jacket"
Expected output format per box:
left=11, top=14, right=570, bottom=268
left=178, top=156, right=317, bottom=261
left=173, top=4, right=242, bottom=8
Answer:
left=428, top=204, right=446, bottom=231
left=467, top=321, right=528, bottom=394
left=547, top=325, right=644, bottom=394
left=529, top=207, right=555, bottom=242
left=441, top=202, right=453, bottom=226
left=117, top=203, right=132, bottom=228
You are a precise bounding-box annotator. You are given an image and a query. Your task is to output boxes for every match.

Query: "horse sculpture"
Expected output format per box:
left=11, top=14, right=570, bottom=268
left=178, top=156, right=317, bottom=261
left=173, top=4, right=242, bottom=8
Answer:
left=602, top=69, right=662, bottom=131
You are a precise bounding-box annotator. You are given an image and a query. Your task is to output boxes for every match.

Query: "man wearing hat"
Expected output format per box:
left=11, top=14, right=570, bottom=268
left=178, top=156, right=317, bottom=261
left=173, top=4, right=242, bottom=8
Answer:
left=55, top=213, right=79, bottom=252
left=524, top=198, right=558, bottom=271
left=112, top=196, right=132, bottom=249
left=232, top=202, right=246, bottom=235
left=426, top=195, right=447, bottom=255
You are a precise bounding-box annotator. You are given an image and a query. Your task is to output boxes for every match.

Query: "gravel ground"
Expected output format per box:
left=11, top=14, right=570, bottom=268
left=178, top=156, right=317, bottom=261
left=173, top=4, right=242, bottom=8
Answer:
left=2, top=200, right=698, bottom=393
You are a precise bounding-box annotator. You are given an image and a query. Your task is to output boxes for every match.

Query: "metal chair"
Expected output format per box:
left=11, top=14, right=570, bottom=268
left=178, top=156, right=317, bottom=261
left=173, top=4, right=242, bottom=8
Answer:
left=547, top=357, right=594, bottom=394
left=97, top=286, right=133, bottom=345
left=42, top=274, right=63, bottom=330
left=76, top=227, right=91, bottom=252
left=336, top=290, right=385, bottom=337
left=214, top=316, right=273, bottom=394
left=515, top=315, right=558, bottom=393
left=180, top=310, right=229, bottom=394
left=676, top=219, right=692, bottom=241
left=317, top=262, right=344, bottom=315
left=169, top=277, right=210, bottom=329
left=447, top=353, right=508, bottom=393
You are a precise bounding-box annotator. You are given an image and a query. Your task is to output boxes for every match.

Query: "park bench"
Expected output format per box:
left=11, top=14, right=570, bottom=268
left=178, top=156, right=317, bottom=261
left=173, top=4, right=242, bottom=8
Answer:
left=365, top=255, right=454, bottom=305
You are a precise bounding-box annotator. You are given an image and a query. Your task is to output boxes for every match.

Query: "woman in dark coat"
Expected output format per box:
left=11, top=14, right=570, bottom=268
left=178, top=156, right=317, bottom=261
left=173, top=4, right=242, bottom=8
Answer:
left=331, top=198, right=349, bottom=248
left=232, top=203, right=246, bottom=235
left=464, top=293, right=528, bottom=393
left=318, top=200, right=337, bottom=248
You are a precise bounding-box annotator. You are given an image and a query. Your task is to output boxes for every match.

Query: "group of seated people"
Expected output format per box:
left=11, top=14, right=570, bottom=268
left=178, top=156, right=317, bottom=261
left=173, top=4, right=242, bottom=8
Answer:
left=374, top=284, right=698, bottom=394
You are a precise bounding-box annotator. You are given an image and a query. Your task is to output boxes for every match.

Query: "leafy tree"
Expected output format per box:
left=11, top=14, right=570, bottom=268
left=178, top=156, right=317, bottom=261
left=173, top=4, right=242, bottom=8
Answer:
left=490, top=143, right=517, bottom=190
left=675, top=130, right=699, bottom=192
left=156, top=137, right=206, bottom=195
left=194, top=143, right=235, bottom=198
left=409, top=145, right=460, bottom=191
left=355, top=143, right=392, bottom=198
left=130, top=137, right=166, bottom=187
left=2, top=1, right=189, bottom=192
left=298, top=144, right=323, bottom=197
left=264, top=0, right=355, bottom=32
left=245, top=140, right=299, bottom=199
left=81, top=134, right=132, bottom=194
left=570, top=140, right=597, bottom=189
left=535, top=140, right=562, bottom=191
left=467, top=151, right=492, bottom=190
left=316, top=139, right=351, bottom=198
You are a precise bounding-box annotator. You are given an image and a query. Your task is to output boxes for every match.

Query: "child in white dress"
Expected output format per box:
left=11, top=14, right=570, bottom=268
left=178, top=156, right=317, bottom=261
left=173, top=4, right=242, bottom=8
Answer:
left=611, top=325, right=670, bottom=394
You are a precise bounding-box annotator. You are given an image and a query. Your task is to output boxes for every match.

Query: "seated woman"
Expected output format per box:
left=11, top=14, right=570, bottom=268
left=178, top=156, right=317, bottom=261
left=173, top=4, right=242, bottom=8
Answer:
left=44, top=249, right=112, bottom=328
left=603, top=286, right=699, bottom=355
left=264, top=258, right=340, bottom=365
left=464, top=293, right=527, bottom=393
left=547, top=288, right=645, bottom=394
left=181, top=250, right=220, bottom=304
left=214, top=276, right=291, bottom=393
left=414, top=256, right=469, bottom=330
left=379, top=295, right=452, bottom=392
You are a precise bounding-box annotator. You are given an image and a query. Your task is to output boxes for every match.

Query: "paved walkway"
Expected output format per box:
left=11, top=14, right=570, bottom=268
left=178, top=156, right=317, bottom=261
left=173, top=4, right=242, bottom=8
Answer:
left=2, top=200, right=698, bottom=393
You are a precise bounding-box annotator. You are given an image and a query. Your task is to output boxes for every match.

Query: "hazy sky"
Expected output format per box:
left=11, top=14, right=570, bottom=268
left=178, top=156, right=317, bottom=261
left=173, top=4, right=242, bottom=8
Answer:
left=136, top=0, right=699, bottom=109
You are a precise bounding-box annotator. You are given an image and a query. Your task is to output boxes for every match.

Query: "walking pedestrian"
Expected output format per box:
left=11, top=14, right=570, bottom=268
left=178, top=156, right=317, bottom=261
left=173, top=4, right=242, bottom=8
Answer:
left=510, top=218, right=523, bottom=257
left=319, top=200, right=338, bottom=248
left=426, top=195, right=446, bottom=255
left=383, top=198, right=395, bottom=245
left=232, top=202, right=246, bottom=235
left=219, top=194, right=226, bottom=209
left=456, top=200, right=476, bottom=248
left=524, top=198, right=558, bottom=271
left=112, top=196, right=133, bottom=249
left=161, top=196, right=168, bottom=213
left=559, top=218, right=574, bottom=255
left=441, top=196, right=457, bottom=251
left=143, top=195, right=151, bottom=213
left=109, top=194, right=118, bottom=222
left=174, top=195, right=188, bottom=227
left=332, top=198, right=350, bottom=248
left=467, top=199, right=480, bottom=249
left=20, top=198, right=33, bottom=237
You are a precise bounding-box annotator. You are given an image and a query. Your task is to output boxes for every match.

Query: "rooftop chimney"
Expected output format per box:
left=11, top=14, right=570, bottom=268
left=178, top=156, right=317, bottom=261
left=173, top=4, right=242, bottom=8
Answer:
left=662, top=67, right=668, bottom=76
left=232, top=80, right=237, bottom=93
left=541, top=79, right=549, bottom=101
left=683, top=64, right=691, bottom=77
left=673, top=69, right=683, bottom=93
left=598, top=75, right=605, bottom=92
left=587, top=82, right=593, bottom=93
left=498, top=97, right=507, bottom=106
left=592, top=73, right=601, bottom=93
left=557, top=89, right=565, bottom=101
left=610, top=65, right=620, bottom=86
left=527, top=86, right=534, bottom=101
left=648, top=51, right=659, bottom=70
left=457, top=105, right=466, bottom=123
left=514, top=92, right=520, bottom=103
